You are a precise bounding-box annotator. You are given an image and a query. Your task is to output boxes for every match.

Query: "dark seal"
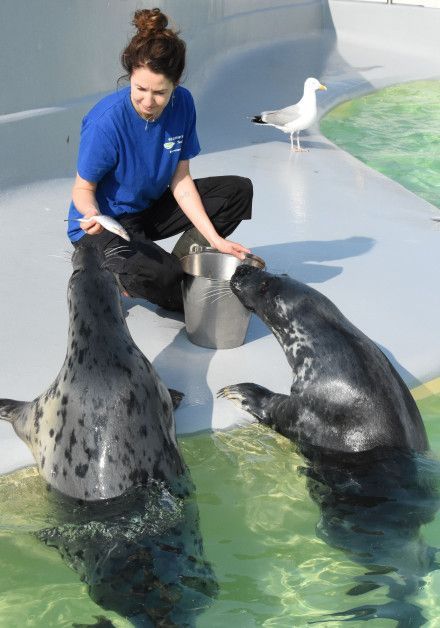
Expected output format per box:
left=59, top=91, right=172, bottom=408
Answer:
left=0, top=245, right=218, bottom=624
left=220, top=266, right=437, bottom=625
left=219, top=265, right=428, bottom=454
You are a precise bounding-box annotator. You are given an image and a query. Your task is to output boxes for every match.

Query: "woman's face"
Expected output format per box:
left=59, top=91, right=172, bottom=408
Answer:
left=130, top=66, right=174, bottom=121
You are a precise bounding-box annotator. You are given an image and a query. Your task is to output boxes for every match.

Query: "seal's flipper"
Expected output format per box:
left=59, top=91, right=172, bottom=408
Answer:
left=168, top=389, right=184, bottom=410
left=218, top=383, right=289, bottom=426
left=0, top=399, right=27, bottom=424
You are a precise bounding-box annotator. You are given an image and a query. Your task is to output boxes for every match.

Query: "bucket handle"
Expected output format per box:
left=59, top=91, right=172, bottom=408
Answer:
left=188, top=244, right=216, bottom=254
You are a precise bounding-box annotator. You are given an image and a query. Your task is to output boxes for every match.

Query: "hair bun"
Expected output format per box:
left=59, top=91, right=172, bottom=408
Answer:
left=133, top=8, right=168, bottom=35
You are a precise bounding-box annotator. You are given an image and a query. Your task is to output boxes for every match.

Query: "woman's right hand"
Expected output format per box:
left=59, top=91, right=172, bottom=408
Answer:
left=80, top=208, right=104, bottom=236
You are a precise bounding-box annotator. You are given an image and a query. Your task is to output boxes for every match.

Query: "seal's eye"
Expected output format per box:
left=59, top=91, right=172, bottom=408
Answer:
left=259, top=280, right=270, bottom=295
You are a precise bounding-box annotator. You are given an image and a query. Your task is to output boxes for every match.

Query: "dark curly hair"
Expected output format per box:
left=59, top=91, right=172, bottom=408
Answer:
left=120, top=8, right=186, bottom=85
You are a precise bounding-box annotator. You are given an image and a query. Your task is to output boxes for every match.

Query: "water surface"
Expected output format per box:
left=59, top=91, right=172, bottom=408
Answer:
left=321, top=80, right=440, bottom=210
left=0, top=395, right=439, bottom=626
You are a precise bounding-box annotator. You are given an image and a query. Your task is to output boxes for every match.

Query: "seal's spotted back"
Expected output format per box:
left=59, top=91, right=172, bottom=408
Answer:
left=0, top=244, right=187, bottom=500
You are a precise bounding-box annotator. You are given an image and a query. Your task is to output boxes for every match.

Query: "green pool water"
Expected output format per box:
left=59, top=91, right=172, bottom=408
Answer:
left=320, top=80, right=440, bottom=210
left=0, top=394, right=439, bottom=627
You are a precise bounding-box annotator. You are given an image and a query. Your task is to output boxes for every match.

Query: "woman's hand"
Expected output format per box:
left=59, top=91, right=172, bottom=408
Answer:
left=80, top=208, right=104, bottom=236
left=212, top=236, right=251, bottom=261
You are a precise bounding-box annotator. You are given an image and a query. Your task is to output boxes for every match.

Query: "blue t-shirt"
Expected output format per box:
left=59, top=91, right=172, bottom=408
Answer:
left=67, top=85, right=201, bottom=242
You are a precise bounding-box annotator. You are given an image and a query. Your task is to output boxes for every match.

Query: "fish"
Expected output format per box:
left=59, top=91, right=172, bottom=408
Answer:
left=71, top=215, right=131, bottom=241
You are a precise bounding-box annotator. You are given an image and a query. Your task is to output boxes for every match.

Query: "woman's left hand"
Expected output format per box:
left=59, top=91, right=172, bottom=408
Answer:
left=212, top=237, right=251, bottom=261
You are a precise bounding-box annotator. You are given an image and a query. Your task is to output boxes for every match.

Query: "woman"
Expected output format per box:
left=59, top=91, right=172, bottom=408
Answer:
left=67, top=7, right=253, bottom=311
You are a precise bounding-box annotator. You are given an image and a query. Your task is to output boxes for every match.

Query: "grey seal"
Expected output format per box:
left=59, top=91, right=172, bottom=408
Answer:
left=219, top=265, right=428, bottom=454
left=0, top=245, right=218, bottom=624
left=220, top=266, right=437, bottom=625
left=0, top=245, right=186, bottom=501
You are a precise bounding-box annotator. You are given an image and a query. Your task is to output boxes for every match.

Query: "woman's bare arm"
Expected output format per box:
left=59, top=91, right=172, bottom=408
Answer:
left=71, top=173, right=103, bottom=235
left=170, top=160, right=250, bottom=260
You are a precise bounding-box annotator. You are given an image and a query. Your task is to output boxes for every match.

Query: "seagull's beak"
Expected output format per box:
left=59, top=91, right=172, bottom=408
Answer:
left=319, top=84, right=327, bottom=91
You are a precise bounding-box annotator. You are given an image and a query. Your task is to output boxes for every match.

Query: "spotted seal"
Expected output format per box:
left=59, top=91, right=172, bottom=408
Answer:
left=219, top=265, right=429, bottom=454
left=0, top=245, right=218, bottom=623
left=0, top=245, right=187, bottom=501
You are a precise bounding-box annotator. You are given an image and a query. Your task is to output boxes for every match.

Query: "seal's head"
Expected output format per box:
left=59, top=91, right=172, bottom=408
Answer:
left=69, top=246, right=121, bottom=310
left=231, top=265, right=299, bottom=320
left=230, top=264, right=325, bottom=345
left=231, top=265, right=279, bottom=310
left=71, top=245, right=107, bottom=273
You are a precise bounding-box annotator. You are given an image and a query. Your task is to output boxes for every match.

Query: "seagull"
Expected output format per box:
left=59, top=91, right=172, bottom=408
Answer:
left=251, top=77, right=327, bottom=151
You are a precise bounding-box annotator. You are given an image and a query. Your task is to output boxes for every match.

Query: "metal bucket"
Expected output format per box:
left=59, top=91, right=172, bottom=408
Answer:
left=180, top=248, right=265, bottom=349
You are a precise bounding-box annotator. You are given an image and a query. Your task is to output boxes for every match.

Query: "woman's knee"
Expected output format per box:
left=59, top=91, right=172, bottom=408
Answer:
left=161, top=255, right=184, bottom=289
left=224, top=176, right=253, bottom=221
left=225, top=175, right=253, bottom=202
left=236, top=176, right=253, bottom=198
left=120, top=254, right=183, bottom=309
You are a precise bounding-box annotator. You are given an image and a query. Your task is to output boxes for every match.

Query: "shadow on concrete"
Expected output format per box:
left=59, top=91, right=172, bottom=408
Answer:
left=152, top=328, right=217, bottom=435
left=252, top=236, right=375, bottom=282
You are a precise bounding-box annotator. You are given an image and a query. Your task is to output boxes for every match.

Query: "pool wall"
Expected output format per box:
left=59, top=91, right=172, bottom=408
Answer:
left=322, top=1, right=440, bottom=110
left=3, top=0, right=440, bottom=188
left=0, top=0, right=326, bottom=188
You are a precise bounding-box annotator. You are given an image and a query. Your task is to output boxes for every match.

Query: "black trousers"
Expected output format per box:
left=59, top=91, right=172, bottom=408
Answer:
left=74, top=176, right=253, bottom=310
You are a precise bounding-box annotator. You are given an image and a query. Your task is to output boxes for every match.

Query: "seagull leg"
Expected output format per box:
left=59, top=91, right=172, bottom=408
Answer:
left=295, top=132, right=308, bottom=153
left=290, top=133, right=294, bottom=151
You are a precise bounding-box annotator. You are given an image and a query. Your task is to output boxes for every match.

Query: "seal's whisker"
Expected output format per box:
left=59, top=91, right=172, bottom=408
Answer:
left=201, top=287, right=232, bottom=297
left=105, top=251, right=129, bottom=261
left=105, top=244, right=132, bottom=253
left=210, top=292, right=234, bottom=304
left=105, top=249, right=132, bottom=260
left=199, top=294, right=229, bottom=304
left=199, top=287, right=231, bottom=298
left=105, top=244, right=131, bottom=253
left=104, top=245, right=131, bottom=257
left=199, top=289, right=232, bottom=304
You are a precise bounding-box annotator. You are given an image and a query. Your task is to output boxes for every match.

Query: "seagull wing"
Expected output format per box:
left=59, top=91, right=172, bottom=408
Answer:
left=262, top=103, right=302, bottom=127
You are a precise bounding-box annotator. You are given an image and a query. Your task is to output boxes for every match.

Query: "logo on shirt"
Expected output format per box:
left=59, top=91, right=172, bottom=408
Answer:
left=164, top=135, right=183, bottom=154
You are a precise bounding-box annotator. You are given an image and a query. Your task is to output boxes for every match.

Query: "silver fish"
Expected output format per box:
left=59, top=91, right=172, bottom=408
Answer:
left=73, top=215, right=131, bottom=241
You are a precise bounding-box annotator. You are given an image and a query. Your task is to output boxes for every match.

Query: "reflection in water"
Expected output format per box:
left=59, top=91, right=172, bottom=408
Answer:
left=188, top=422, right=440, bottom=626
left=0, top=469, right=218, bottom=627
left=301, top=445, right=440, bottom=626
